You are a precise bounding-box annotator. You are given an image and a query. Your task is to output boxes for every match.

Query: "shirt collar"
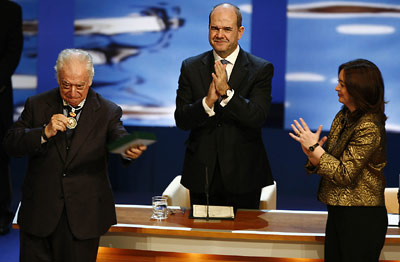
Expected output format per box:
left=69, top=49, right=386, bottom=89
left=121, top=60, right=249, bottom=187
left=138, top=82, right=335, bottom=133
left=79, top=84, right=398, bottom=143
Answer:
left=213, top=45, right=240, bottom=65
left=63, top=99, right=86, bottom=108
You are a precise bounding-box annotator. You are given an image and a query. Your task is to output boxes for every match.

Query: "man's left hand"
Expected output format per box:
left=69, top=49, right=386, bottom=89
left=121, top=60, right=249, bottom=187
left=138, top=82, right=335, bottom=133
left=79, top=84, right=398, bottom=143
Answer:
left=212, top=60, right=230, bottom=97
left=124, top=145, right=147, bottom=159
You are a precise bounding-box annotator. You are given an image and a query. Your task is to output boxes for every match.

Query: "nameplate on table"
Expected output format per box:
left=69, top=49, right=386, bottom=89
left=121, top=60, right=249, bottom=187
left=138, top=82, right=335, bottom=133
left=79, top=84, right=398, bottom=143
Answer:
left=192, top=205, right=235, bottom=220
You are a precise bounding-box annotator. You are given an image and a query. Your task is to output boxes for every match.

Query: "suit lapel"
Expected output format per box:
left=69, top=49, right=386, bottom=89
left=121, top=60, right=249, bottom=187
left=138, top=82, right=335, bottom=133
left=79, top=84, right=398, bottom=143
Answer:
left=199, top=49, right=250, bottom=94
left=65, top=89, right=100, bottom=167
left=45, top=89, right=68, bottom=164
left=200, top=51, right=214, bottom=95
left=326, top=112, right=353, bottom=158
left=228, top=48, right=249, bottom=93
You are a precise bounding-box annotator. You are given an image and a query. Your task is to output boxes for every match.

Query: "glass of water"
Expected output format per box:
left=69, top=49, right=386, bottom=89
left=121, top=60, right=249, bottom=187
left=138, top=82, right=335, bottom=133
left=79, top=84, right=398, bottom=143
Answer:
left=151, top=196, right=168, bottom=220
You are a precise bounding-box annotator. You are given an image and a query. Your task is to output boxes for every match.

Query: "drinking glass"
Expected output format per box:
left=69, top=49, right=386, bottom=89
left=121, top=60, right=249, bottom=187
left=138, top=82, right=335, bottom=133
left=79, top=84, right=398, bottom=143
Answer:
left=151, top=196, right=168, bottom=220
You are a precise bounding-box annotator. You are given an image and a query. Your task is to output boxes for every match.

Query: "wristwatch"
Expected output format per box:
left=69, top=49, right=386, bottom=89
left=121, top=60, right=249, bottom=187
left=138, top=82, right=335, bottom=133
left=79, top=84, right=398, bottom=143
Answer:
left=42, top=124, right=49, bottom=142
left=308, top=143, right=319, bottom=152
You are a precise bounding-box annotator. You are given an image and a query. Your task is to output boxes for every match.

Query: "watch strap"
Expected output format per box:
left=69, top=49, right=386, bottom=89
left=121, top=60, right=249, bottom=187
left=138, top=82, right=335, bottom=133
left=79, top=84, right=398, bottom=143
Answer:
left=308, top=142, right=319, bottom=152
left=42, top=124, right=49, bottom=142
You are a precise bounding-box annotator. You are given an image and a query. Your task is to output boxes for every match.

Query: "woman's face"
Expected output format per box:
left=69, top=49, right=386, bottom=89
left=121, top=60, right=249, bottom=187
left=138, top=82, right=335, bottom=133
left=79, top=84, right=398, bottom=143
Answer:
left=335, top=69, right=356, bottom=112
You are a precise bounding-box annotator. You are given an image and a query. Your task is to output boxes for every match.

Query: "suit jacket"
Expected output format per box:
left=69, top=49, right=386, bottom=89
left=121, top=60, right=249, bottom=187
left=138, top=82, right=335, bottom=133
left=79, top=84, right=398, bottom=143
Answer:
left=305, top=108, right=386, bottom=207
left=0, top=0, right=23, bottom=215
left=175, top=48, right=274, bottom=194
left=3, top=88, right=129, bottom=239
left=0, top=0, right=23, bottom=142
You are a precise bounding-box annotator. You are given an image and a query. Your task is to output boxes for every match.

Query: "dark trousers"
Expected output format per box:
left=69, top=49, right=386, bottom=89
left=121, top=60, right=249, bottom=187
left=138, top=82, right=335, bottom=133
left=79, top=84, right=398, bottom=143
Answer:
left=0, top=148, right=13, bottom=226
left=324, top=205, right=388, bottom=262
left=190, top=159, right=261, bottom=210
left=19, top=208, right=100, bottom=262
left=0, top=94, right=13, bottom=228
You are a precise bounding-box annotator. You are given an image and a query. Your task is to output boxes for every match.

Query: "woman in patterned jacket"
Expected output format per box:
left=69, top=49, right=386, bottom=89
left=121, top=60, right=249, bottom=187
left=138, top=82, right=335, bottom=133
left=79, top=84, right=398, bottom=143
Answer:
left=289, top=59, right=387, bottom=262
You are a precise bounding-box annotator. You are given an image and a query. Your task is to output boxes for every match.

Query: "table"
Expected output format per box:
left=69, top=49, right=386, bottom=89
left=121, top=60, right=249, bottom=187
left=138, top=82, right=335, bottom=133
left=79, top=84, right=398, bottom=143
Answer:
left=100, top=205, right=400, bottom=260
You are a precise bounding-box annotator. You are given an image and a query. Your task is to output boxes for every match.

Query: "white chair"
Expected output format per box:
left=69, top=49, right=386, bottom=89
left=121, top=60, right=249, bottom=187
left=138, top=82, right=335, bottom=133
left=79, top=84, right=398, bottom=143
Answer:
left=162, top=175, right=191, bottom=208
left=259, top=181, right=277, bottom=210
left=385, top=188, right=399, bottom=214
left=162, top=175, right=277, bottom=210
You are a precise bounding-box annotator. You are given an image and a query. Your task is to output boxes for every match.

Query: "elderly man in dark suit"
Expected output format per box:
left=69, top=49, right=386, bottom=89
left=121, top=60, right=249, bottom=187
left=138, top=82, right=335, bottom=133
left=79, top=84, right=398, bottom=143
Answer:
left=3, top=49, right=146, bottom=261
left=0, top=0, right=23, bottom=235
left=175, top=3, right=274, bottom=210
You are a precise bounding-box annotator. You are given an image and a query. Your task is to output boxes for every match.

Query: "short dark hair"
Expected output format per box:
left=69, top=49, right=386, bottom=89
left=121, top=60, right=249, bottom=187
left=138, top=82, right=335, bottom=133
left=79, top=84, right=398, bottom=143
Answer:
left=338, top=59, right=387, bottom=122
left=209, top=3, right=242, bottom=28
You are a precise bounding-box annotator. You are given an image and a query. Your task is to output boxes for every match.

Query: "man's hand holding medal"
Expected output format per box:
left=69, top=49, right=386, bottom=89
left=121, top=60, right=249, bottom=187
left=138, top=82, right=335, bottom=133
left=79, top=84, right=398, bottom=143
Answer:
left=44, top=113, right=70, bottom=139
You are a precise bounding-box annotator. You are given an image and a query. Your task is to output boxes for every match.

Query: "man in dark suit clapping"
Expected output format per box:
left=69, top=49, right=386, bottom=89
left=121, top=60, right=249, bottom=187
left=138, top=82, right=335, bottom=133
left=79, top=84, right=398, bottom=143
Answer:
left=3, top=49, right=146, bottom=261
left=0, top=0, right=23, bottom=235
left=175, top=3, right=274, bottom=209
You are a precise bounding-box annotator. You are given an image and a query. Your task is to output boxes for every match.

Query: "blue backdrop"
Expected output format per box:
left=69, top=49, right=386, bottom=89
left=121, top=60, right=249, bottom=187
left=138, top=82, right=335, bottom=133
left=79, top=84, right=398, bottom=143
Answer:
left=9, top=0, right=400, bottom=210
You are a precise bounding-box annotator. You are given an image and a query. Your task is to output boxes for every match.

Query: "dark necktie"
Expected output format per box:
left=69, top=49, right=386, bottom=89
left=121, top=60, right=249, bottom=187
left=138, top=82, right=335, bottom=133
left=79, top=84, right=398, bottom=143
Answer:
left=64, top=105, right=82, bottom=145
left=221, top=59, right=229, bottom=80
left=217, top=59, right=230, bottom=105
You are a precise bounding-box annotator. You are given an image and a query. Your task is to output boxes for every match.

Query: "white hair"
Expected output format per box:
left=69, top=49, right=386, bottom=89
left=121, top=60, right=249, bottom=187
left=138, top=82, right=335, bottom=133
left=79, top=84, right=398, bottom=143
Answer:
left=54, top=48, right=94, bottom=81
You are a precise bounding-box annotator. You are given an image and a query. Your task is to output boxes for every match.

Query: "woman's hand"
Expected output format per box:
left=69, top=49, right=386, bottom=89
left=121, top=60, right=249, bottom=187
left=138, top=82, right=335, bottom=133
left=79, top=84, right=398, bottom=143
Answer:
left=288, top=118, right=327, bottom=165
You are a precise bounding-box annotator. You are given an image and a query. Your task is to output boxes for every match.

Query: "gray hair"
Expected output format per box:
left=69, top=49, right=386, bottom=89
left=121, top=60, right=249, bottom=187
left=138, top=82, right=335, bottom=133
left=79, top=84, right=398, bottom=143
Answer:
left=54, top=48, right=94, bottom=81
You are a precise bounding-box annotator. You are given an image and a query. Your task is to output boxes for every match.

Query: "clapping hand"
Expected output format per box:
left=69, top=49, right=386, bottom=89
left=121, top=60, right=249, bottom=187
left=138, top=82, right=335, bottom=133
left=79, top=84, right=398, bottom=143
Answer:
left=212, top=60, right=229, bottom=97
left=289, top=118, right=327, bottom=162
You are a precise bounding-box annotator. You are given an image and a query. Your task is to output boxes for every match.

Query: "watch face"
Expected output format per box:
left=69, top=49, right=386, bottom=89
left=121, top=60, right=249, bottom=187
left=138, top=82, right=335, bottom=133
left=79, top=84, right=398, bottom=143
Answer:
left=308, top=143, right=319, bottom=152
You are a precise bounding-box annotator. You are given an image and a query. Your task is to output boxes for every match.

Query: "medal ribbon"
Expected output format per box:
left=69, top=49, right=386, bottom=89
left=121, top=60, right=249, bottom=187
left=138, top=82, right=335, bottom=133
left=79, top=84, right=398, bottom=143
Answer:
left=64, top=104, right=83, bottom=130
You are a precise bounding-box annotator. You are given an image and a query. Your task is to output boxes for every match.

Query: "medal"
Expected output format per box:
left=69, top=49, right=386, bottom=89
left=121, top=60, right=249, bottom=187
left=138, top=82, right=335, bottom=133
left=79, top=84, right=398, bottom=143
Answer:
left=64, top=102, right=84, bottom=129
left=67, top=117, right=77, bottom=129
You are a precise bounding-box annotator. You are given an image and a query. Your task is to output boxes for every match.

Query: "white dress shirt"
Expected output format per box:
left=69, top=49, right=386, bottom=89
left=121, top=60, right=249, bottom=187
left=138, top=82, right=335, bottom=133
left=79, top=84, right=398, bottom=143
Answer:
left=202, top=45, right=240, bottom=117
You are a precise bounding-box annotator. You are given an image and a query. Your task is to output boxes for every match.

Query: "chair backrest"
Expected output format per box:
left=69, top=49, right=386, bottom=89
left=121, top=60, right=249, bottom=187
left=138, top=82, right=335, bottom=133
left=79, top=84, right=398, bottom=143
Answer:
left=259, top=181, right=277, bottom=210
left=385, top=188, right=399, bottom=214
left=162, top=175, right=191, bottom=208
left=162, top=176, right=277, bottom=210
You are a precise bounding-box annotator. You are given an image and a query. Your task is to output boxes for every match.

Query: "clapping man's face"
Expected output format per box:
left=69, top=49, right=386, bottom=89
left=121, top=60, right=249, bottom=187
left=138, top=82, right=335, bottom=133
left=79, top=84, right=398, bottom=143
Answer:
left=209, top=5, right=244, bottom=58
left=58, top=58, right=92, bottom=107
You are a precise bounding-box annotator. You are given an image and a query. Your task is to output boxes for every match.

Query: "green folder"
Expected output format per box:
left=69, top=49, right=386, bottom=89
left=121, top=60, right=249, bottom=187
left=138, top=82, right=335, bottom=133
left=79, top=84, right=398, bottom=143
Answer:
left=108, top=131, right=156, bottom=154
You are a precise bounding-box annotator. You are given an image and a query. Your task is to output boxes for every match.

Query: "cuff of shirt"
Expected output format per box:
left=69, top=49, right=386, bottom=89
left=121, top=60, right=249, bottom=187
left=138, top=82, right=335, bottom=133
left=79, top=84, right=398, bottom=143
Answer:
left=220, top=89, right=234, bottom=107
left=202, top=97, right=215, bottom=117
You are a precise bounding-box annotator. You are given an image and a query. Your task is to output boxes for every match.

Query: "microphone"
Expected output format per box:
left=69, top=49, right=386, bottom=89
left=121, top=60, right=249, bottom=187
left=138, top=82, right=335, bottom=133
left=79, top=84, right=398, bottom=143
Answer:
left=205, top=166, right=210, bottom=221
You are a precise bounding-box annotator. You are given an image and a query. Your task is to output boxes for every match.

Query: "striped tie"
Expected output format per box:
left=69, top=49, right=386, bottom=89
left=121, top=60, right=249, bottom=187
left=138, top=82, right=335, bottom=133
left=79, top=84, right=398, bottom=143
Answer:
left=220, top=59, right=229, bottom=81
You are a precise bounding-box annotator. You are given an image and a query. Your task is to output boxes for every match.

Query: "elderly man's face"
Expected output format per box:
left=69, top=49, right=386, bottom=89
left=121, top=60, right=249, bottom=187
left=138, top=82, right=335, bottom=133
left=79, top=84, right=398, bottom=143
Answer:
left=209, top=5, right=244, bottom=58
left=58, top=59, right=92, bottom=107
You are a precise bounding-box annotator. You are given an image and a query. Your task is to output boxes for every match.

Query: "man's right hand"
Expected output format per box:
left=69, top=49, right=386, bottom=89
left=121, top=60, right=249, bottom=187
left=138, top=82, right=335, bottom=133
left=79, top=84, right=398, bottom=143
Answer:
left=45, top=114, right=69, bottom=139
left=205, top=80, right=219, bottom=108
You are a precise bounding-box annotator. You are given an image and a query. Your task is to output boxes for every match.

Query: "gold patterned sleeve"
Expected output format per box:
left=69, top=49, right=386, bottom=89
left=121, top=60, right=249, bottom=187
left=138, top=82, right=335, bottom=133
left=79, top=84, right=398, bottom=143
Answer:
left=315, top=120, right=382, bottom=186
left=304, top=111, right=341, bottom=175
left=305, top=159, right=317, bottom=174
